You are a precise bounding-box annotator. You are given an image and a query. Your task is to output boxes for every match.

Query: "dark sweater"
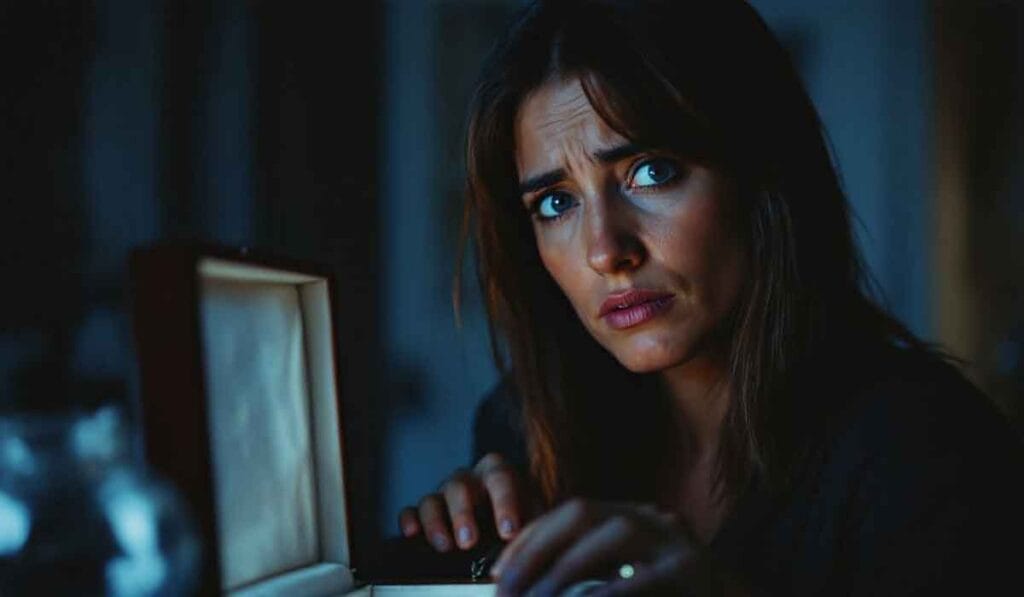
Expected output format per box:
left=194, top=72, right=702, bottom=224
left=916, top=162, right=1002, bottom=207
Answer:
left=471, top=347, right=1024, bottom=595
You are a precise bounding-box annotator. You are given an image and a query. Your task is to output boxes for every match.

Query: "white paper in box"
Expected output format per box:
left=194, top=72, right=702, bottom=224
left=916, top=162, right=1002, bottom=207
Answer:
left=194, top=257, right=494, bottom=596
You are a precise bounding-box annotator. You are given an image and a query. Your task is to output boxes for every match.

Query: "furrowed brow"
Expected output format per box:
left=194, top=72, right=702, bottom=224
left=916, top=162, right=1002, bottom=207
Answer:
left=592, top=142, right=644, bottom=164
left=518, top=169, right=566, bottom=195
left=517, top=143, right=645, bottom=196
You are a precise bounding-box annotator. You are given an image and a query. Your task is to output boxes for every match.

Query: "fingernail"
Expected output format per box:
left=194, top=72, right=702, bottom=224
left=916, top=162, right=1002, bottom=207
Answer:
left=432, top=533, right=450, bottom=551
left=499, top=518, right=515, bottom=537
left=457, top=526, right=473, bottom=546
left=403, top=523, right=417, bottom=536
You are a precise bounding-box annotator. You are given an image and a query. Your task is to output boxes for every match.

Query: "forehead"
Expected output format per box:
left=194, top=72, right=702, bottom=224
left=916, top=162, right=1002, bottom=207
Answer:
left=514, top=77, right=627, bottom=176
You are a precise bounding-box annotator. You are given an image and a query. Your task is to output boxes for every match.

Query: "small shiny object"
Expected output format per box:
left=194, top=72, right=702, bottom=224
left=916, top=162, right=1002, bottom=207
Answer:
left=618, top=563, right=636, bottom=579
left=471, top=543, right=505, bottom=581
left=470, top=556, right=489, bottom=581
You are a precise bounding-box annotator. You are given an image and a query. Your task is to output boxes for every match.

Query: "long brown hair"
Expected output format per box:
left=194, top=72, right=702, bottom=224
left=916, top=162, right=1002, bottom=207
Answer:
left=459, top=0, right=927, bottom=505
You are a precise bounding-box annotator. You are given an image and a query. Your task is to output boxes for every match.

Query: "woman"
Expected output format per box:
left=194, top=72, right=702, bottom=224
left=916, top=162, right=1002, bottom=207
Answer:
left=397, top=0, right=1024, bottom=594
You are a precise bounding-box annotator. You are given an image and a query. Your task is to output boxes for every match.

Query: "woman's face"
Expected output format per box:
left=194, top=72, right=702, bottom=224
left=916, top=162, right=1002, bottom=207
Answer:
left=514, top=77, right=748, bottom=373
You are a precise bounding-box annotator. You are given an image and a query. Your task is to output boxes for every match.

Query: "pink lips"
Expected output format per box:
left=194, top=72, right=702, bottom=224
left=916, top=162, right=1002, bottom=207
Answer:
left=598, top=289, right=675, bottom=330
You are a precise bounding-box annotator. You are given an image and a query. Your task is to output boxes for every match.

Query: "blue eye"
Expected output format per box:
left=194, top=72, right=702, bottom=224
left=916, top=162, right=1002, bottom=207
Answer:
left=535, top=192, right=576, bottom=220
left=631, top=158, right=679, bottom=187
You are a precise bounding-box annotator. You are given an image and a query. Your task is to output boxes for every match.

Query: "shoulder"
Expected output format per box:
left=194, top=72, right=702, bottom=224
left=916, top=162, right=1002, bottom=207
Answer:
left=786, top=343, right=1024, bottom=500
left=827, top=346, right=1022, bottom=468
left=811, top=345, right=1024, bottom=590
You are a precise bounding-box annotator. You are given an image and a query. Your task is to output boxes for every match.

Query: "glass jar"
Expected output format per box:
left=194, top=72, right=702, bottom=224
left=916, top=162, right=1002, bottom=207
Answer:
left=0, top=406, right=199, bottom=595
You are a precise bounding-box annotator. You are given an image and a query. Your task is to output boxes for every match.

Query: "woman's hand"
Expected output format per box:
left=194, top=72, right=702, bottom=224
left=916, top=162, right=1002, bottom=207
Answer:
left=397, top=452, right=531, bottom=552
left=490, top=498, right=711, bottom=596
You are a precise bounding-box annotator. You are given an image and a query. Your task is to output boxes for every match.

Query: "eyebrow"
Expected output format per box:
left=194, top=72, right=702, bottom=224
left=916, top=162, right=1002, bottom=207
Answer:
left=517, top=142, right=645, bottom=195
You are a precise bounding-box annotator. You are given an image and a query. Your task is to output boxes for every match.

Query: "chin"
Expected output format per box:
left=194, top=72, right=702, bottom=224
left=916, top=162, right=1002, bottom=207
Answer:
left=607, top=334, right=693, bottom=373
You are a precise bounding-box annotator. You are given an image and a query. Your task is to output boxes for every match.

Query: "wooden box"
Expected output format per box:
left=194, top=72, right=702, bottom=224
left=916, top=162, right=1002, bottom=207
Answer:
left=131, top=247, right=494, bottom=596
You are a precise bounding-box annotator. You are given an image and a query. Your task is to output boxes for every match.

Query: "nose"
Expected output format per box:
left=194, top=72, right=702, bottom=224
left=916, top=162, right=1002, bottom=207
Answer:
left=584, top=193, right=646, bottom=275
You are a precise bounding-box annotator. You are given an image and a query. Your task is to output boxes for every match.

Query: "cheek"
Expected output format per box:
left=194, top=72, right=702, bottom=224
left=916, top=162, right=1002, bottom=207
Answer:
left=536, top=233, right=596, bottom=319
left=654, top=196, right=746, bottom=299
left=537, top=239, right=579, bottom=296
left=694, top=216, right=746, bottom=308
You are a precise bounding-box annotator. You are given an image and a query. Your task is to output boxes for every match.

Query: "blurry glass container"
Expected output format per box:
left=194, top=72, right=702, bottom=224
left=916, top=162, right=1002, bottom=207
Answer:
left=0, top=406, right=199, bottom=595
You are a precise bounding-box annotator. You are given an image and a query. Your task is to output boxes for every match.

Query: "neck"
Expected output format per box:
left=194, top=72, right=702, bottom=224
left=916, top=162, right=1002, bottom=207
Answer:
left=659, top=351, right=731, bottom=460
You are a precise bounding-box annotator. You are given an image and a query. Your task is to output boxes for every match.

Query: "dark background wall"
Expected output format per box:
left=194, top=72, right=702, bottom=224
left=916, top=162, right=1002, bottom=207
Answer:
left=0, top=0, right=385, bottom=570
left=1, top=0, right=1021, bottom=572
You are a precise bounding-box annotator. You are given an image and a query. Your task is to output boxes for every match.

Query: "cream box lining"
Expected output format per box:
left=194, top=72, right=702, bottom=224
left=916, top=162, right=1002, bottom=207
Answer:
left=198, top=258, right=351, bottom=595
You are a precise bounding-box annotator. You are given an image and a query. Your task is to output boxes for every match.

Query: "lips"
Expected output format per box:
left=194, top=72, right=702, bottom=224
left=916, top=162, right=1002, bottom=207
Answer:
left=598, top=289, right=675, bottom=330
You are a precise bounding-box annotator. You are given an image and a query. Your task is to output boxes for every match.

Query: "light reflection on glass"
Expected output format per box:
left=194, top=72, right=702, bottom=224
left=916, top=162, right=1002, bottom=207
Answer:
left=0, top=491, right=30, bottom=555
left=0, top=437, right=34, bottom=476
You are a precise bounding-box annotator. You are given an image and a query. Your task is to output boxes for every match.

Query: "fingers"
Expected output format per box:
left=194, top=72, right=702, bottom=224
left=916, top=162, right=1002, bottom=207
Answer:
left=398, top=507, right=421, bottom=538
left=595, top=548, right=738, bottom=597
left=590, top=549, right=689, bottom=597
left=492, top=500, right=699, bottom=596
left=417, top=494, right=454, bottom=552
left=531, top=514, right=648, bottom=596
left=492, top=498, right=600, bottom=594
left=475, top=453, right=524, bottom=540
left=400, top=453, right=529, bottom=553
left=490, top=511, right=542, bottom=580
left=443, top=468, right=485, bottom=549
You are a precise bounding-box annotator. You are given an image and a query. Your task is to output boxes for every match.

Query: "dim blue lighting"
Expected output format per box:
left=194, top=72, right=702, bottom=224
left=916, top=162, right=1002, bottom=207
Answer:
left=0, top=491, right=31, bottom=556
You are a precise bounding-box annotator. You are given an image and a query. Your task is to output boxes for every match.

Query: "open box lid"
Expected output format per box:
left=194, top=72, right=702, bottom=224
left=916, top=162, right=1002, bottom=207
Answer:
left=131, top=246, right=355, bottom=595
